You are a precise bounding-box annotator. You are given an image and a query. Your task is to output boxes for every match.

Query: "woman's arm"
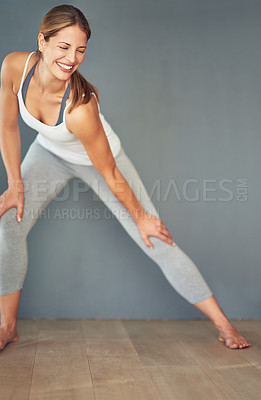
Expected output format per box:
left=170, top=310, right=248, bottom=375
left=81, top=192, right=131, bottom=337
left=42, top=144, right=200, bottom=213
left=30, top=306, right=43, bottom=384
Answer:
left=0, top=53, right=24, bottom=222
left=65, top=96, right=175, bottom=249
left=0, top=53, right=22, bottom=185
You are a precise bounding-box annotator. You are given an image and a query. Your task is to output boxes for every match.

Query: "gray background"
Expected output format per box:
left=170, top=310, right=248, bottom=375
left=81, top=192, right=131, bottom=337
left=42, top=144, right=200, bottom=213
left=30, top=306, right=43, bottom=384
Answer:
left=0, top=0, right=260, bottom=319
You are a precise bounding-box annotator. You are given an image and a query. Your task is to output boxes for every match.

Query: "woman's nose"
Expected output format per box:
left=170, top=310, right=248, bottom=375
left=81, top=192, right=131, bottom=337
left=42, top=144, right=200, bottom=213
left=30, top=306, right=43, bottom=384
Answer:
left=66, top=50, right=77, bottom=64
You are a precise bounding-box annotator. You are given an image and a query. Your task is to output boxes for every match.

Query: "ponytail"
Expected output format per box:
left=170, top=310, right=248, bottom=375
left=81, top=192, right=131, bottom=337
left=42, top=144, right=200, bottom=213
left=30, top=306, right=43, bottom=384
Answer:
left=69, top=70, right=100, bottom=113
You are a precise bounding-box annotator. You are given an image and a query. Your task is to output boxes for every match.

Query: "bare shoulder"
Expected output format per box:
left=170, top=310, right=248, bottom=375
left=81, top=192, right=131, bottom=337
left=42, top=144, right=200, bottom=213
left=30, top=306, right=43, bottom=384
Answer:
left=66, top=93, right=100, bottom=136
left=1, top=51, right=38, bottom=94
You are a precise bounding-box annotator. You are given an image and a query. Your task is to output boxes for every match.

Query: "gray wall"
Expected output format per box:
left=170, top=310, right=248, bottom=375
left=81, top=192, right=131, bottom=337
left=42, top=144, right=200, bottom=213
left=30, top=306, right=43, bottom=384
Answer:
left=0, top=0, right=260, bottom=319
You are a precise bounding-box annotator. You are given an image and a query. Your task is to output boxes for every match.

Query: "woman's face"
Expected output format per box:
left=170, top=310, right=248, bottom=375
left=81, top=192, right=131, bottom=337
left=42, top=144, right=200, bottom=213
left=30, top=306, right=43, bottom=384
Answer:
left=38, top=24, right=87, bottom=80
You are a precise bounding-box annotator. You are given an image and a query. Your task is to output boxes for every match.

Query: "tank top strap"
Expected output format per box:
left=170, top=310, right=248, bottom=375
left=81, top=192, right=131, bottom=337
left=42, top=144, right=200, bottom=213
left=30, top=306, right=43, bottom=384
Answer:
left=91, top=91, right=100, bottom=112
left=22, top=61, right=38, bottom=103
left=57, top=82, right=71, bottom=125
left=80, top=91, right=100, bottom=112
left=18, top=51, right=35, bottom=93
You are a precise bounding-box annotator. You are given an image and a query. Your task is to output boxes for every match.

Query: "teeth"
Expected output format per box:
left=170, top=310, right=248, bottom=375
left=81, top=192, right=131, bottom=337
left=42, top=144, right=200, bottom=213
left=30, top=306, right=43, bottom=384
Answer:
left=57, top=62, right=73, bottom=70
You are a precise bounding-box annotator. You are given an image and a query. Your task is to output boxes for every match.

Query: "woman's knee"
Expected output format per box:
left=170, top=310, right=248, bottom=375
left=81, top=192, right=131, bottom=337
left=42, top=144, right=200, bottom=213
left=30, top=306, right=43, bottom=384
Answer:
left=0, top=207, right=26, bottom=235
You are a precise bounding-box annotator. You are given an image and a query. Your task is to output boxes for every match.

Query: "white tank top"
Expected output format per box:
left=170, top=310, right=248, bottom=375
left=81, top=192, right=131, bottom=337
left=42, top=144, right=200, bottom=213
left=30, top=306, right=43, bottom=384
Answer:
left=17, top=51, right=121, bottom=165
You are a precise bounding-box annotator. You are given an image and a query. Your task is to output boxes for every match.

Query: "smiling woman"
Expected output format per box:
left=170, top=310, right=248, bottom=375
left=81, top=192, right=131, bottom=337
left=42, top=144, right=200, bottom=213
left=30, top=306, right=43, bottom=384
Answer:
left=35, top=6, right=98, bottom=111
left=0, top=4, right=251, bottom=351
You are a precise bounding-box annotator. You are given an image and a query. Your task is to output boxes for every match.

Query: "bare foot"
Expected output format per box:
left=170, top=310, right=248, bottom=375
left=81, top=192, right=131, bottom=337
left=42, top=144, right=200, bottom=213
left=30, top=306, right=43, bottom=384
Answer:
left=218, top=321, right=251, bottom=349
left=0, top=326, right=19, bottom=351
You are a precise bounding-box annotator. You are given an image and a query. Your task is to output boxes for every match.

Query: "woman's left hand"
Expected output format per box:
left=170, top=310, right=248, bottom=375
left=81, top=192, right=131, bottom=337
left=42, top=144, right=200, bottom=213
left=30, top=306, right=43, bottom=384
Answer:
left=136, top=212, right=176, bottom=249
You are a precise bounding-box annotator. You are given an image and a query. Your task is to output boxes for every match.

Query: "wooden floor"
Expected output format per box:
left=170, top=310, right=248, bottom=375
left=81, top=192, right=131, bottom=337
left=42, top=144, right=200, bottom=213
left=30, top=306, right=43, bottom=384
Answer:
left=0, top=319, right=260, bottom=400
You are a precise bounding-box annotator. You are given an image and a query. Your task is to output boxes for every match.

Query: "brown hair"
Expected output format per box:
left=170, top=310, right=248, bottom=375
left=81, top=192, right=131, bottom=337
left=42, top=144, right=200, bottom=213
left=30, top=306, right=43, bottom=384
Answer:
left=37, top=4, right=99, bottom=113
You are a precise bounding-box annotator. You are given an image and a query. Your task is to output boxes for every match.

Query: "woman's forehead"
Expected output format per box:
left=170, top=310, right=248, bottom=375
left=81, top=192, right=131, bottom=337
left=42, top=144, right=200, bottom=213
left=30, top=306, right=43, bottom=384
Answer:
left=53, top=25, right=87, bottom=43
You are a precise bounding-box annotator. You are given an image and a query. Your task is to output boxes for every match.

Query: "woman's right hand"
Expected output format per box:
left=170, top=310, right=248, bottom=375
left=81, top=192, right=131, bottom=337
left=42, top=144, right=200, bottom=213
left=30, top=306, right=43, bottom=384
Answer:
left=0, top=181, right=24, bottom=222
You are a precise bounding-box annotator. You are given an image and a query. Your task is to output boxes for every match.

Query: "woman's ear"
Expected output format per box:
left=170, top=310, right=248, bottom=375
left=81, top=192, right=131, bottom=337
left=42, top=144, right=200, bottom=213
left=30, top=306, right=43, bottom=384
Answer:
left=38, top=32, right=45, bottom=52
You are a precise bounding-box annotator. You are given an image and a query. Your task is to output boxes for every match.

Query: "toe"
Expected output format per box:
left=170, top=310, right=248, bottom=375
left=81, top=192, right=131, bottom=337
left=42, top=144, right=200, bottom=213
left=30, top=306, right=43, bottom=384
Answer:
left=239, top=338, right=250, bottom=348
left=226, top=339, right=239, bottom=349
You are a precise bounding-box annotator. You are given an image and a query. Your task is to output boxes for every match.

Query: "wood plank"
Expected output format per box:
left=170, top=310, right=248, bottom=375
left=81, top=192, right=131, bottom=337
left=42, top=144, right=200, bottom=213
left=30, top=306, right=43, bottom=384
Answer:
left=29, top=319, right=94, bottom=400
left=122, top=319, right=181, bottom=339
left=122, top=320, right=195, bottom=366
left=81, top=319, right=130, bottom=339
left=88, top=355, right=162, bottom=400
left=82, top=320, right=140, bottom=358
left=0, top=319, right=38, bottom=400
left=147, top=365, right=229, bottom=400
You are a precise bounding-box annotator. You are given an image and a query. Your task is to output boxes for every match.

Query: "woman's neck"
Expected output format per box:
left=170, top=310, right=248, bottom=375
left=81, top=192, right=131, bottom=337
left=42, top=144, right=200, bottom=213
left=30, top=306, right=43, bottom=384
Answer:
left=34, top=58, right=70, bottom=95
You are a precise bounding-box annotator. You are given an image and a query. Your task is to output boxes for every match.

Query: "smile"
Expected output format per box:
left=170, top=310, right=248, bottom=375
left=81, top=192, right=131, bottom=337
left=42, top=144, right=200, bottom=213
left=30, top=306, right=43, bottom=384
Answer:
left=56, top=62, right=74, bottom=71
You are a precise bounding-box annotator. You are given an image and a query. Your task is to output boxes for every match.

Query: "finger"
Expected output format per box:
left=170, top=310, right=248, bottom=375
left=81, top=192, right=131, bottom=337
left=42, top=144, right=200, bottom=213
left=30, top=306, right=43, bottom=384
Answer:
left=16, top=204, right=24, bottom=222
left=157, top=223, right=173, bottom=240
left=143, top=236, right=154, bottom=250
left=17, top=194, right=24, bottom=222
left=160, top=227, right=173, bottom=239
left=159, top=221, right=173, bottom=236
left=0, top=206, right=7, bottom=219
left=157, top=233, right=176, bottom=246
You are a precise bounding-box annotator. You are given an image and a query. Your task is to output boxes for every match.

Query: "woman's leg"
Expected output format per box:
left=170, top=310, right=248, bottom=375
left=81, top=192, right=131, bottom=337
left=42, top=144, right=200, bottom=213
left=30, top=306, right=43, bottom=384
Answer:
left=73, top=147, right=250, bottom=349
left=0, top=139, right=74, bottom=350
left=193, top=296, right=251, bottom=348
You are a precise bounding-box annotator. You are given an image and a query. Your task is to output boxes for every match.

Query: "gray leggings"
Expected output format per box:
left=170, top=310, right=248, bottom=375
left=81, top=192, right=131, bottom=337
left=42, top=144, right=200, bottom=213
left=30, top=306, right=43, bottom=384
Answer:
left=0, top=139, right=213, bottom=303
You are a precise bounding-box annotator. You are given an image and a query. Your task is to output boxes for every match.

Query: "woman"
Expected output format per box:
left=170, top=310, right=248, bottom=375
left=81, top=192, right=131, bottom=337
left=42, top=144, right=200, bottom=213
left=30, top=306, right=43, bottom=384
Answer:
left=0, top=4, right=250, bottom=351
